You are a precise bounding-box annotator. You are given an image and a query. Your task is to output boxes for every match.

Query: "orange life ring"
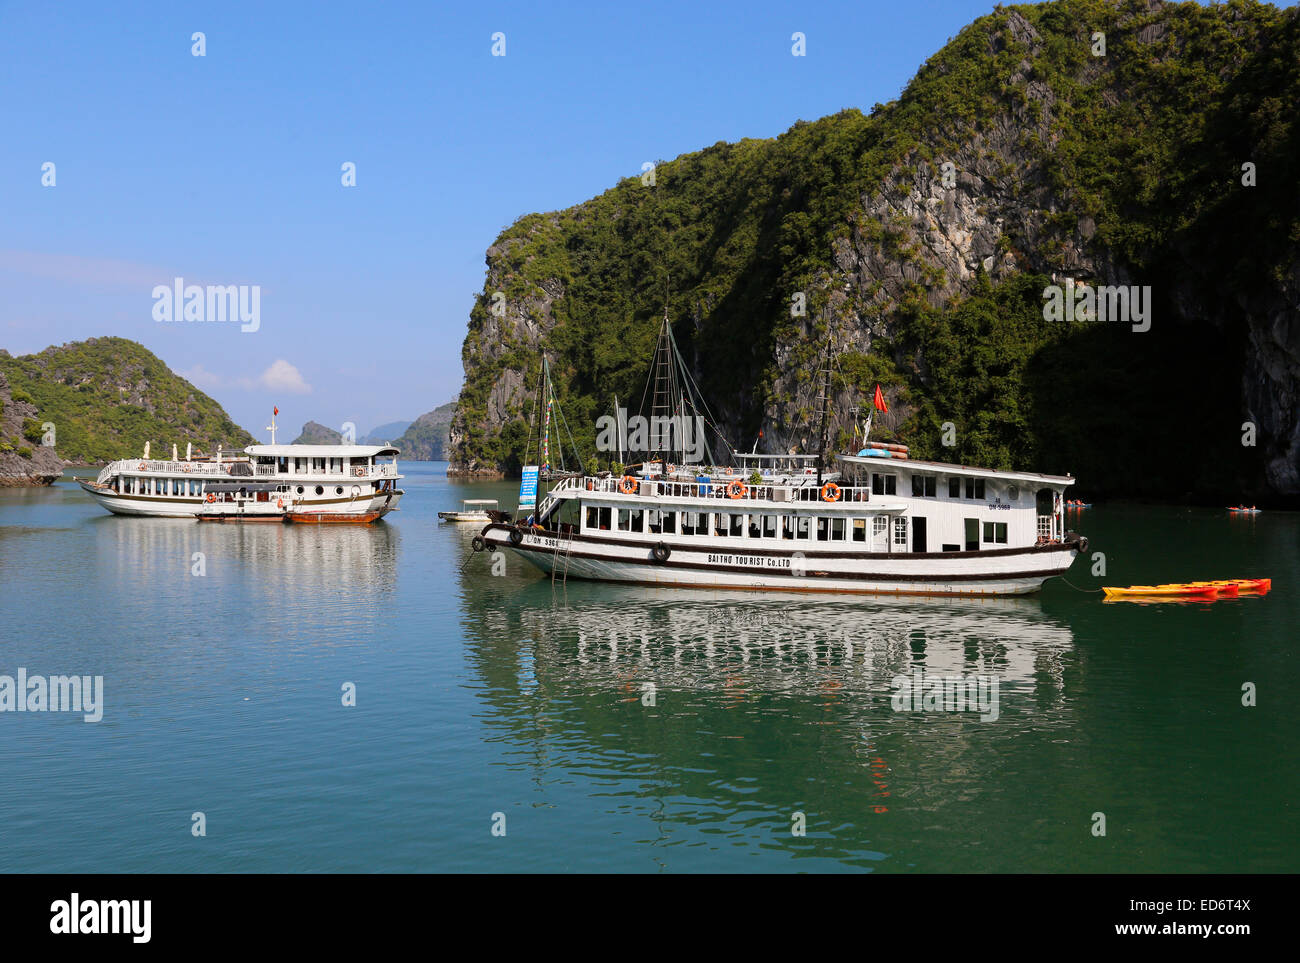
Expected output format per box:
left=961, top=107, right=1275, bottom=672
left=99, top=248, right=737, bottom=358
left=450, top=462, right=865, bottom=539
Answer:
left=665, top=464, right=676, bottom=475
left=276, top=499, right=285, bottom=509
left=619, top=475, right=638, bottom=495
left=137, top=462, right=146, bottom=471
left=206, top=493, right=216, bottom=503
left=726, top=479, right=748, bottom=500
left=820, top=482, right=842, bottom=502
left=724, top=466, right=734, bottom=475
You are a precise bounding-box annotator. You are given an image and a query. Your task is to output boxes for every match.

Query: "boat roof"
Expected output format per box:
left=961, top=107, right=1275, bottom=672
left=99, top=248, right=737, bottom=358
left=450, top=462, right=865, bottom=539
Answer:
left=837, top=453, right=1073, bottom=485
left=245, top=444, right=399, bottom=458
left=462, top=499, right=498, bottom=505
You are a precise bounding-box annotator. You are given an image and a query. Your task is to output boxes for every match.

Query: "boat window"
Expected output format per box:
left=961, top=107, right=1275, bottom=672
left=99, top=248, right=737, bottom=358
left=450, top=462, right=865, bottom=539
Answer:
left=729, top=514, right=744, bottom=537
left=599, top=506, right=612, bottom=530
left=873, top=517, right=889, bottom=537
left=647, top=509, right=661, bottom=533
left=782, top=515, right=797, bottom=540
left=965, top=478, right=986, bottom=499
left=832, top=518, right=846, bottom=540
left=315, top=485, right=324, bottom=495
left=796, top=516, right=810, bottom=540
left=661, top=511, right=676, bottom=534
left=629, top=509, right=644, bottom=533
left=617, top=508, right=631, bottom=531
left=714, top=515, right=727, bottom=537
left=948, top=477, right=960, bottom=498
left=816, top=517, right=829, bottom=541
left=762, top=514, right=778, bottom=539
left=336, top=486, right=343, bottom=495
left=911, top=475, right=936, bottom=497
left=852, top=518, right=866, bottom=542
left=586, top=507, right=599, bottom=530
left=983, top=521, right=1008, bottom=544
left=893, top=517, right=908, bottom=547
left=681, top=512, right=697, bottom=536
left=872, top=473, right=897, bottom=495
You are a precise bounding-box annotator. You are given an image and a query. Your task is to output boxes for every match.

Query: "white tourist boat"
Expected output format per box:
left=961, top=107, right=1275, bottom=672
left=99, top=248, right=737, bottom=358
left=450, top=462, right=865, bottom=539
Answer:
left=77, top=412, right=404, bottom=523
left=438, top=499, right=501, bottom=522
left=476, top=321, right=1087, bottom=597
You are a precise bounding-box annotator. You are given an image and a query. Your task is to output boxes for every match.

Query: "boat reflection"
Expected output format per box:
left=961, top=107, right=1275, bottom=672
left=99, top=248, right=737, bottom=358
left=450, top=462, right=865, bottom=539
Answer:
left=90, top=514, right=401, bottom=608
left=469, top=582, right=1075, bottom=697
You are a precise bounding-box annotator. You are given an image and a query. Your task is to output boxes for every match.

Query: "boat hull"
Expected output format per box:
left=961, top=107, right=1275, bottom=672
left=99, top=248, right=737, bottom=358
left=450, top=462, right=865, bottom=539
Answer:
left=78, top=480, right=400, bottom=520
left=480, top=525, right=1082, bottom=597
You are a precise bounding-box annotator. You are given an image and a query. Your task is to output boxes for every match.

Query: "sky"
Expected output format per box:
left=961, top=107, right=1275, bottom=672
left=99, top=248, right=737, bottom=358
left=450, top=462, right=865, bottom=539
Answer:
left=2, top=0, right=1015, bottom=440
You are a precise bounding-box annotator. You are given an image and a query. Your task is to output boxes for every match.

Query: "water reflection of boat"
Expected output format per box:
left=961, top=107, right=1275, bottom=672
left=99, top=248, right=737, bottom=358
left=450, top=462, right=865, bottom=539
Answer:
left=94, top=513, right=400, bottom=605
left=470, top=582, right=1075, bottom=697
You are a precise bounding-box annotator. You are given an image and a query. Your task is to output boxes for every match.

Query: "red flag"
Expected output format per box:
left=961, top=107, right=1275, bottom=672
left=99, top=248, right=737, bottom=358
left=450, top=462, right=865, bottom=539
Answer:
left=872, top=384, right=888, bottom=413
left=273, top=406, right=279, bottom=416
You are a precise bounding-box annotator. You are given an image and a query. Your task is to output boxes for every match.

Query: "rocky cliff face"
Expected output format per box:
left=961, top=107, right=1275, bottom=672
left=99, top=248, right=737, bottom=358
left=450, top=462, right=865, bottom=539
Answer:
left=0, top=366, right=65, bottom=486
left=450, top=0, right=1300, bottom=499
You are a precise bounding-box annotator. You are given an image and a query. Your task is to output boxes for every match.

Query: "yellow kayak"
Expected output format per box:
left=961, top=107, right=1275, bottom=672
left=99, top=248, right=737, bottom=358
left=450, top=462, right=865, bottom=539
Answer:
left=1102, top=584, right=1219, bottom=599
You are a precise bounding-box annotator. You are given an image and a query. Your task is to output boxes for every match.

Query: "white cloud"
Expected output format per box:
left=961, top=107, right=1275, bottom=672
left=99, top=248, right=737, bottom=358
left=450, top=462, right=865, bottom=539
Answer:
left=259, top=359, right=311, bottom=394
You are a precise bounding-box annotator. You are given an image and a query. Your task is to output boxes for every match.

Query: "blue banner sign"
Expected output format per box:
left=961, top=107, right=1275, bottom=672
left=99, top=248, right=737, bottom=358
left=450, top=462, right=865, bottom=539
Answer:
left=519, top=465, right=539, bottom=507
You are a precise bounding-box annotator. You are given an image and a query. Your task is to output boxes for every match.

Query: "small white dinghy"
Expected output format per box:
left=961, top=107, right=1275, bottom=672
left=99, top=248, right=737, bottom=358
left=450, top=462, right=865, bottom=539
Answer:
left=438, top=499, right=499, bottom=522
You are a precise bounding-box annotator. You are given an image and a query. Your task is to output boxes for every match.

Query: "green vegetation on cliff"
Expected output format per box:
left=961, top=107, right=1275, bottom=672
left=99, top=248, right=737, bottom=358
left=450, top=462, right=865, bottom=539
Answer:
left=0, top=337, right=255, bottom=462
left=456, top=0, right=1298, bottom=498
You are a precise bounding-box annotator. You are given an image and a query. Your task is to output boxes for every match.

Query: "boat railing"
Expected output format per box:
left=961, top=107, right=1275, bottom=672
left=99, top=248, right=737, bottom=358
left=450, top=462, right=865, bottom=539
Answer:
left=567, top=475, right=872, bottom=505
left=118, top=459, right=246, bottom=476
left=115, top=460, right=399, bottom=479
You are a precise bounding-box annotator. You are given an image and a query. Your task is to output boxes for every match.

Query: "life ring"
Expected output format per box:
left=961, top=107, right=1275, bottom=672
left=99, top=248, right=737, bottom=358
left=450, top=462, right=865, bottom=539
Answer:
left=137, top=462, right=146, bottom=471
left=665, top=464, right=676, bottom=475
left=652, top=542, right=671, bottom=563
left=206, top=493, right=216, bottom=503
left=183, top=465, right=191, bottom=473
left=509, top=528, right=524, bottom=546
left=820, top=482, right=842, bottom=502
left=724, top=466, right=734, bottom=475
left=276, top=499, right=284, bottom=509
left=619, top=475, right=638, bottom=495
left=726, top=479, right=748, bottom=500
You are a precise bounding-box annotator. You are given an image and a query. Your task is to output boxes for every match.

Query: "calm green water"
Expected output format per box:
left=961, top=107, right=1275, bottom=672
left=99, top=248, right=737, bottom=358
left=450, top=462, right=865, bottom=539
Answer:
left=0, top=465, right=1295, bottom=872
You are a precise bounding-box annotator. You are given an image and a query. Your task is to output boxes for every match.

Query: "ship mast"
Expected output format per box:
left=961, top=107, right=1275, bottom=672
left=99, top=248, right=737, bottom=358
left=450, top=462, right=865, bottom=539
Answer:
left=814, top=327, right=834, bottom=486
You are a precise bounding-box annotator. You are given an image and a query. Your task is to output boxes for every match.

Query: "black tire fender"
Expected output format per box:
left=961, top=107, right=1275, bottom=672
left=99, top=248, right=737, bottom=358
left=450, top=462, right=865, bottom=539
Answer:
left=652, top=542, right=670, bottom=563
left=471, top=535, right=485, bottom=553
left=509, top=528, right=524, bottom=546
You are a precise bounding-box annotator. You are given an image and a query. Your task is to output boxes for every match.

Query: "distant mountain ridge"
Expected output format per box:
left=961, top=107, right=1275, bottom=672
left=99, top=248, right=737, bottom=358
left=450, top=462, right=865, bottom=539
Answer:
left=0, top=337, right=254, bottom=464
left=291, top=421, right=344, bottom=445
left=394, top=401, right=456, bottom=460
left=362, top=421, right=411, bottom=444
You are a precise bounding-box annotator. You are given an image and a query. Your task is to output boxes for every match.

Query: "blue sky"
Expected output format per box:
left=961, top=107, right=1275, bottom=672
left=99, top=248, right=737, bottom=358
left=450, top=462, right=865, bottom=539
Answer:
left=2, top=0, right=1010, bottom=439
